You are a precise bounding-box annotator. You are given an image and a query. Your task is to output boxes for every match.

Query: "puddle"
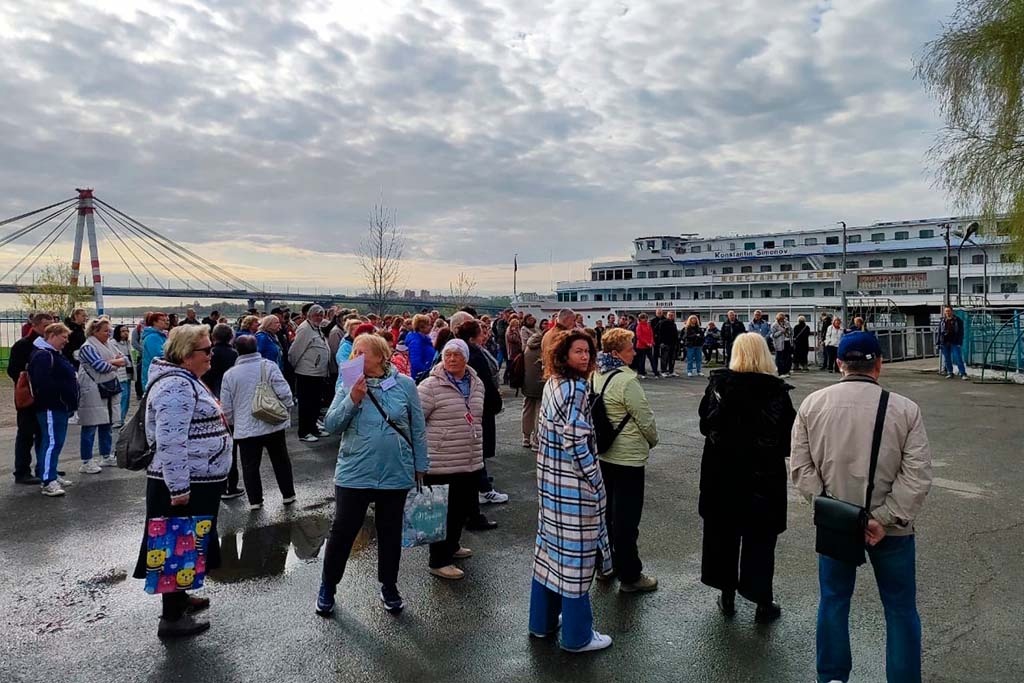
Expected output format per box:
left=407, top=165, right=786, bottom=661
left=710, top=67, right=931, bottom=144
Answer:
left=212, top=513, right=376, bottom=583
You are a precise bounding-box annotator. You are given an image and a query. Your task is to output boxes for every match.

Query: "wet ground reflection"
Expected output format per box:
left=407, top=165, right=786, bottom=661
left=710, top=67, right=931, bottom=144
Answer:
left=213, top=514, right=377, bottom=583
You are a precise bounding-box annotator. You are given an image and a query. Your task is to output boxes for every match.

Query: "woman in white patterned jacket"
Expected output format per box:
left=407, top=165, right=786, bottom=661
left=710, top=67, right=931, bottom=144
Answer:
left=528, top=329, right=613, bottom=654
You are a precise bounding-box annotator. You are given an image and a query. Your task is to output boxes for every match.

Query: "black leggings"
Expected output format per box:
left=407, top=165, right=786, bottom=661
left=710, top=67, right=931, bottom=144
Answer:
left=295, top=374, right=324, bottom=437
left=321, top=486, right=409, bottom=589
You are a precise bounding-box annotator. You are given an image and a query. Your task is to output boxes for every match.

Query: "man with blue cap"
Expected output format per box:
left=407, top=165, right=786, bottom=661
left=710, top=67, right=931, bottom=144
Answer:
left=790, top=331, right=933, bottom=683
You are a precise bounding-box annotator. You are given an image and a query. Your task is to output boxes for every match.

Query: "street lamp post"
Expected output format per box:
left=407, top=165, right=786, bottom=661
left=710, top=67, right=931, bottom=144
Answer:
left=955, top=221, right=982, bottom=308
left=839, top=221, right=847, bottom=326
left=942, top=223, right=951, bottom=307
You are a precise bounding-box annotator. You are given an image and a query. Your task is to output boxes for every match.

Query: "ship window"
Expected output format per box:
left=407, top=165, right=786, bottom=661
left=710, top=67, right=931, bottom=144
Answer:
left=972, top=283, right=985, bottom=293
left=780, top=264, right=793, bottom=272
left=823, top=262, right=836, bottom=270
left=872, top=232, right=885, bottom=242
left=824, top=287, right=835, bottom=297
left=761, top=289, right=772, bottom=298
left=805, top=237, right=818, bottom=246
left=646, top=240, right=655, bottom=250
left=624, top=293, right=631, bottom=301
left=614, top=269, right=624, bottom=280
left=570, top=292, right=578, bottom=301
left=722, top=291, right=734, bottom=299
left=744, top=242, right=756, bottom=250
left=917, top=257, right=933, bottom=266
left=846, top=261, right=859, bottom=269
left=919, top=229, right=934, bottom=238
left=801, top=263, right=813, bottom=270
left=847, top=235, right=861, bottom=243
left=740, top=290, right=750, bottom=299
left=672, top=269, right=682, bottom=277
left=972, top=254, right=984, bottom=264
left=948, top=283, right=959, bottom=294
left=826, top=236, right=840, bottom=245
left=919, top=288, right=934, bottom=294
left=1001, top=282, right=1019, bottom=293
left=729, top=242, right=736, bottom=250
left=895, top=231, right=909, bottom=240
left=783, top=239, right=796, bottom=247
left=893, top=258, right=907, bottom=268
left=685, top=269, right=695, bottom=277
left=598, top=270, right=607, bottom=280
left=721, top=267, right=733, bottom=274
left=945, top=256, right=958, bottom=265
left=868, top=290, right=882, bottom=296
left=763, top=240, right=775, bottom=248
left=760, top=265, right=772, bottom=272
left=648, top=270, right=657, bottom=278
left=624, top=270, right=632, bottom=280
left=693, top=291, right=700, bottom=299
left=610, top=293, right=617, bottom=301
left=893, top=289, right=908, bottom=295
left=869, top=259, right=883, bottom=268
left=580, top=295, right=588, bottom=302
left=661, top=240, right=668, bottom=250
left=591, top=271, right=598, bottom=281
left=741, top=266, right=753, bottom=273
left=594, top=294, right=603, bottom=301
left=636, top=242, right=644, bottom=250
left=635, top=271, right=645, bottom=279
left=660, top=270, right=670, bottom=278
left=690, top=245, right=701, bottom=253
left=779, top=287, right=790, bottom=298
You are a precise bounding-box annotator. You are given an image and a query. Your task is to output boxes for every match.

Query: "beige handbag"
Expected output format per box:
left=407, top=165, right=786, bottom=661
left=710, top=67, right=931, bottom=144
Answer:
left=251, top=361, right=289, bottom=425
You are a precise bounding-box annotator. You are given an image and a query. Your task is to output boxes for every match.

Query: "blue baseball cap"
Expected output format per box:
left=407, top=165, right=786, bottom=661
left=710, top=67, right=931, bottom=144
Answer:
left=838, top=331, right=883, bottom=361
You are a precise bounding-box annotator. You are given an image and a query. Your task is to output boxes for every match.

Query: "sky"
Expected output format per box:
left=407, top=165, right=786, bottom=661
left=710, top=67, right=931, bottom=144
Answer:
left=0, top=0, right=958, bottom=297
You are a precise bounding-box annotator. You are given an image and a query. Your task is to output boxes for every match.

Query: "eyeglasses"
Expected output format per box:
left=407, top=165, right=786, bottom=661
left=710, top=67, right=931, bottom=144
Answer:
left=193, top=346, right=213, bottom=356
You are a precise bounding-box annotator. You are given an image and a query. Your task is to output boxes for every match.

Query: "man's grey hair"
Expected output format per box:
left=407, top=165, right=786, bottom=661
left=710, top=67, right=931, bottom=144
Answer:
left=557, top=308, right=575, bottom=324
left=235, top=335, right=257, bottom=355
left=840, top=357, right=881, bottom=375
left=308, top=305, right=325, bottom=317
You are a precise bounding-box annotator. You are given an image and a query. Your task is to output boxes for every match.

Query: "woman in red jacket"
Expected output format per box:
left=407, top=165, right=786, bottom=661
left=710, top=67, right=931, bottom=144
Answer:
left=634, top=313, right=656, bottom=378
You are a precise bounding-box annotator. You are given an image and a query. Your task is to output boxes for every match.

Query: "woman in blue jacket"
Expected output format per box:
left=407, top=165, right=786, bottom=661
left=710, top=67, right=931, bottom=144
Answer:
left=316, top=334, right=428, bottom=617
left=255, top=315, right=283, bottom=367
left=28, top=322, right=80, bottom=497
left=405, top=314, right=436, bottom=380
left=140, top=312, right=170, bottom=389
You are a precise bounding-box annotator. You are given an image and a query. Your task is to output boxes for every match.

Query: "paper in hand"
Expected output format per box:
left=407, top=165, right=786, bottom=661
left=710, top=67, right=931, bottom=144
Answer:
left=340, top=354, right=365, bottom=390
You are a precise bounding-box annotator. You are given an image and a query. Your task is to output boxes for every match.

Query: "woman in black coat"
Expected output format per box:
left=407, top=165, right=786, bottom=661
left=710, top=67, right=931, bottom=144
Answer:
left=792, top=316, right=811, bottom=371
left=697, top=333, right=795, bottom=624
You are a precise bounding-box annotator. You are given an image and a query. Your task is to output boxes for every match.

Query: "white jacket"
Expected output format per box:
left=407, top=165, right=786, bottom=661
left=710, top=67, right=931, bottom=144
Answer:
left=221, top=353, right=294, bottom=439
left=824, top=325, right=844, bottom=347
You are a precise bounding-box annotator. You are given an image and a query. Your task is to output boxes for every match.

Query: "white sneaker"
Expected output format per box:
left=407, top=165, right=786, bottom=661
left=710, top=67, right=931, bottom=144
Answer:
left=479, top=490, right=509, bottom=505
left=316, top=430, right=331, bottom=438
left=316, top=420, right=325, bottom=430
left=68, top=413, right=79, bottom=425
left=99, top=455, right=117, bottom=467
left=41, top=481, right=66, bottom=497
left=687, top=372, right=693, bottom=377
left=562, top=630, right=612, bottom=653
left=56, top=475, right=74, bottom=487
left=300, top=434, right=319, bottom=443
left=79, top=460, right=102, bottom=474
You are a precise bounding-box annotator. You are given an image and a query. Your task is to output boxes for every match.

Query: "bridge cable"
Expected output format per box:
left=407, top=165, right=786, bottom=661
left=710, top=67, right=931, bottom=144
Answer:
left=93, top=207, right=185, bottom=291
left=13, top=210, right=79, bottom=284
left=94, top=198, right=262, bottom=292
left=0, top=197, right=77, bottom=229
left=0, top=203, right=78, bottom=249
left=1, top=207, right=78, bottom=283
left=92, top=209, right=148, bottom=290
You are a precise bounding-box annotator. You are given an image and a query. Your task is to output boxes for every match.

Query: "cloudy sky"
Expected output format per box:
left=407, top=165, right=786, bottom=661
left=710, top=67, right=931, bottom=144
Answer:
left=0, top=0, right=957, bottom=296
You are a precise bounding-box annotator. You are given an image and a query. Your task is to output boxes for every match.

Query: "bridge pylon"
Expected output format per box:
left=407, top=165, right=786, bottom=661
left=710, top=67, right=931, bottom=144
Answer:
left=69, top=188, right=104, bottom=314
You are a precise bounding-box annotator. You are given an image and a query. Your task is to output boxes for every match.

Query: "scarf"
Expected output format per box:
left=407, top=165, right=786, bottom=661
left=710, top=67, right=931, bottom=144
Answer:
left=597, top=352, right=626, bottom=374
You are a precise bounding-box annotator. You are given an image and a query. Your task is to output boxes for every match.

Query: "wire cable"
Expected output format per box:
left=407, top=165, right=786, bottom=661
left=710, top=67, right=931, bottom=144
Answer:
left=93, top=207, right=178, bottom=291
left=95, top=206, right=204, bottom=290
left=0, top=197, right=77, bottom=228
left=13, top=210, right=78, bottom=283
left=2, top=208, right=78, bottom=283
left=93, top=209, right=147, bottom=290
left=0, top=203, right=78, bottom=249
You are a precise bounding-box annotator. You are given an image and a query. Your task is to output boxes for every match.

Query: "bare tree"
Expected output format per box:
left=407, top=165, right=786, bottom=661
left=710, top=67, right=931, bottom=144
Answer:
left=358, top=202, right=404, bottom=315
left=449, top=271, right=478, bottom=308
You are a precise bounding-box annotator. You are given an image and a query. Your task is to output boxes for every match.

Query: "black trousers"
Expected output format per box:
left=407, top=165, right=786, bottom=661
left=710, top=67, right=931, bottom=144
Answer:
left=295, top=374, right=324, bottom=437
left=225, top=443, right=241, bottom=493
left=824, top=345, right=839, bottom=372
left=14, top=406, right=41, bottom=480
left=700, top=518, right=778, bottom=605
left=633, top=348, right=655, bottom=376
left=600, top=461, right=646, bottom=583
left=322, top=486, right=408, bottom=589
left=424, top=471, right=478, bottom=568
left=134, top=362, right=144, bottom=399
left=794, top=345, right=809, bottom=369
left=659, top=345, right=676, bottom=375
left=237, top=430, right=295, bottom=505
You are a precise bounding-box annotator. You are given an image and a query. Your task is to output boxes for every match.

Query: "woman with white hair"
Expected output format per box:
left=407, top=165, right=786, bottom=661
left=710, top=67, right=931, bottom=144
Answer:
left=288, top=304, right=331, bottom=443
left=417, top=338, right=485, bottom=580
left=78, top=318, right=127, bottom=473
left=697, top=333, right=795, bottom=624
left=792, top=315, right=811, bottom=372
left=255, top=315, right=283, bottom=368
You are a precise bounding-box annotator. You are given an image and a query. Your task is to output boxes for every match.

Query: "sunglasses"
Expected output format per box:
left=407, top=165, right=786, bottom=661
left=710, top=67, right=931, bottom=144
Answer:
left=193, top=346, right=213, bottom=356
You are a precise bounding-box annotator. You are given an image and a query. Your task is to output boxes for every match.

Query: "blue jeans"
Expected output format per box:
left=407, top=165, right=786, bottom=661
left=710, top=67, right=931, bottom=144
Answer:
left=686, top=347, right=703, bottom=374
left=35, top=409, right=69, bottom=484
left=940, top=344, right=966, bottom=377
left=528, top=579, right=594, bottom=650
left=817, top=535, right=921, bottom=683
left=119, top=380, right=131, bottom=420
left=80, top=423, right=113, bottom=461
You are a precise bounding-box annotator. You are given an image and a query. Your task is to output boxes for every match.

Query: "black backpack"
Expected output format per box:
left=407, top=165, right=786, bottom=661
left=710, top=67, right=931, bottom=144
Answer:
left=588, top=369, right=631, bottom=454
left=115, top=372, right=195, bottom=471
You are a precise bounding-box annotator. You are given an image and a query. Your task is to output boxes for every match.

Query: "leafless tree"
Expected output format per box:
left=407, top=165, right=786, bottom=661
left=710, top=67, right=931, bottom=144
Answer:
left=449, top=271, right=478, bottom=308
left=358, top=202, right=404, bottom=315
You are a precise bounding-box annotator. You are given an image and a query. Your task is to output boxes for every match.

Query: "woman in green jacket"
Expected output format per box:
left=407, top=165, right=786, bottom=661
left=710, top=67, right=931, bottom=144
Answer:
left=591, top=327, right=659, bottom=593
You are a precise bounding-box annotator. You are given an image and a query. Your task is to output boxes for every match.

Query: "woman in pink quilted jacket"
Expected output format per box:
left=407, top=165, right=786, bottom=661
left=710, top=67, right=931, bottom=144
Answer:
left=416, top=339, right=485, bottom=581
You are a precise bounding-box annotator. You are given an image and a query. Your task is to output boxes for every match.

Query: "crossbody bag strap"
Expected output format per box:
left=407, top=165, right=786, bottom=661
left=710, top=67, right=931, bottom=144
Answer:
left=864, top=390, right=891, bottom=510
left=595, top=368, right=632, bottom=432
left=365, top=388, right=414, bottom=449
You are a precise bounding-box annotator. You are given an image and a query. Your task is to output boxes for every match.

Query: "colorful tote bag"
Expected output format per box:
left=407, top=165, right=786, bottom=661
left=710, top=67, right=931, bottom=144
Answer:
left=143, top=516, right=214, bottom=594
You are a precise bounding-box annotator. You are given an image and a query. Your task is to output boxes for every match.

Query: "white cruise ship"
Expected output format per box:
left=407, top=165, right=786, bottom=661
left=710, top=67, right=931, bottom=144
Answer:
left=528, top=216, right=1024, bottom=327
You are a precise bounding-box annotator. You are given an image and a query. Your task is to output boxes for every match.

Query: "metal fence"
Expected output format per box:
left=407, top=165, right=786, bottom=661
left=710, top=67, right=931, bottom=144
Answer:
left=0, top=315, right=138, bottom=372
left=874, top=326, right=940, bottom=363
left=964, top=309, right=1023, bottom=375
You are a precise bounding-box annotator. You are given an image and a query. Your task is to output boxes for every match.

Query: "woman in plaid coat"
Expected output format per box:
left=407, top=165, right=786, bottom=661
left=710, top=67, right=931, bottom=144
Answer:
left=528, top=329, right=613, bottom=653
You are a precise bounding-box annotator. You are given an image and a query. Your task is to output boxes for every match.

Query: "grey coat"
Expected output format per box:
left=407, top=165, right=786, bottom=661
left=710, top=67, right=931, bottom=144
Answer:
left=77, top=336, right=123, bottom=427
left=221, top=353, right=295, bottom=439
left=522, top=331, right=545, bottom=399
left=770, top=321, right=792, bottom=349
left=288, top=320, right=330, bottom=377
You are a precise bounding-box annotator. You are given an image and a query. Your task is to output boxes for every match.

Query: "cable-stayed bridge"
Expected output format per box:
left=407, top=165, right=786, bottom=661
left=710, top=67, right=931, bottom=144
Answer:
left=0, top=190, right=500, bottom=314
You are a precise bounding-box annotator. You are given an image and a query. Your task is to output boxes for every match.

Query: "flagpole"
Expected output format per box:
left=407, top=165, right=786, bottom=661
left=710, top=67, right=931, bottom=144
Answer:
left=513, top=253, right=518, bottom=300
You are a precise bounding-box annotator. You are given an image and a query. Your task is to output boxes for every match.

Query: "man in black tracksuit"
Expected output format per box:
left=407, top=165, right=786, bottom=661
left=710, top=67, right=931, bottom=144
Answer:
left=655, top=311, right=680, bottom=376
left=7, top=312, right=53, bottom=484
left=720, top=310, right=746, bottom=366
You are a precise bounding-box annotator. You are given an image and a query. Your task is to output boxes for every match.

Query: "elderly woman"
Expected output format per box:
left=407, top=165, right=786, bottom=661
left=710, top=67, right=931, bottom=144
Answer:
left=429, top=318, right=448, bottom=344
left=77, top=318, right=127, bottom=473
left=405, top=314, right=436, bottom=380
left=521, top=328, right=545, bottom=448
left=698, top=333, right=794, bottom=624
left=255, top=315, right=283, bottom=368
left=289, top=304, right=331, bottom=443
left=28, top=323, right=79, bottom=497
left=529, top=329, right=612, bottom=653
left=133, top=325, right=232, bottom=638
left=236, top=315, right=260, bottom=337
left=221, top=335, right=295, bottom=510
left=521, top=314, right=538, bottom=348
left=770, top=312, right=794, bottom=378
left=316, top=334, right=428, bottom=617
left=141, top=311, right=170, bottom=389
left=824, top=317, right=844, bottom=373
left=417, top=339, right=485, bottom=580
left=113, top=324, right=134, bottom=424
left=592, top=328, right=660, bottom=593
left=504, top=318, right=525, bottom=382
left=792, top=315, right=811, bottom=372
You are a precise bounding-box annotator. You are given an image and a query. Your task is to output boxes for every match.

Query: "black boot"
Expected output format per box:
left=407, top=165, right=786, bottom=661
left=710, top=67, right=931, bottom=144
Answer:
left=754, top=601, right=782, bottom=624
left=717, top=590, right=736, bottom=618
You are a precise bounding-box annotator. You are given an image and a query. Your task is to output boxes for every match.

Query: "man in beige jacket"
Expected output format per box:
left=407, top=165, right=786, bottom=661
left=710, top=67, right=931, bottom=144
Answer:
left=790, top=332, right=931, bottom=683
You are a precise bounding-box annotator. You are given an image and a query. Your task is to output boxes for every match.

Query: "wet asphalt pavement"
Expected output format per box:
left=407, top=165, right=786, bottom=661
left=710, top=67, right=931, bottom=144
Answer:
left=0, top=363, right=1022, bottom=683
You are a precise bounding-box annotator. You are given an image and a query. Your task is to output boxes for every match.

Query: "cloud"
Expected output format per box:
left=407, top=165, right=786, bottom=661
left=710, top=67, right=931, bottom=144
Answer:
left=0, top=0, right=958, bottom=295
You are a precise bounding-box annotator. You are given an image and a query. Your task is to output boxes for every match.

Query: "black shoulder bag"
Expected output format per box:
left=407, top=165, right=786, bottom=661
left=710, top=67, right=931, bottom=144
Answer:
left=812, top=389, right=890, bottom=566
left=365, top=389, right=414, bottom=449
left=588, top=369, right=632, bottom=455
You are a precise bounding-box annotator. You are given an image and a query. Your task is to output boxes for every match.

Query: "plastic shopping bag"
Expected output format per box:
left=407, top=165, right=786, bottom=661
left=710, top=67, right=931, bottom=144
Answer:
left=402, top=485, right=449, bottom=548
left=143, top=516, right=214, bottom=594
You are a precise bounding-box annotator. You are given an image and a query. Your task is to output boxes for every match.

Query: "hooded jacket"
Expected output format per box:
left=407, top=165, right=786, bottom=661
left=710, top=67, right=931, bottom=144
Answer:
left=405, top=331, right=435, bottom=379
left=522, top=331, right=546, bottom=399
left=698, top=369, right=795, bottom=534
left=140, top=326, right=167, bottom=389
left=417, top=363, right=485, bottom=475
left=28, top=337, right=79, bottom=413
left=288, top=320, right=330, bottom=377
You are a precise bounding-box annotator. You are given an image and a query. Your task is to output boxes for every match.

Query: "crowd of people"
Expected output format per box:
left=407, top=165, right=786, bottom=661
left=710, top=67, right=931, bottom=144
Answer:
left=7, top=302, right=939, bottom=681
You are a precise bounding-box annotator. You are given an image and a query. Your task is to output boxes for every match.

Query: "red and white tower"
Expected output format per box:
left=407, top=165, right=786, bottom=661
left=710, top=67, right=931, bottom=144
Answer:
left=68, top=188, right=104, bottom=314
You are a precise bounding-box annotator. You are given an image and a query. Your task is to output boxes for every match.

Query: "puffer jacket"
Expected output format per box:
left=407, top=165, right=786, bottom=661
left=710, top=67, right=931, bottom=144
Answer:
left=592, top=365, right=659, bottom=466
left=417, top=363, right=485, bottom=475
left=405, top=331, right=435, bottom=379
left=221, top=353, right=294, bottom=438
left=522, top=331, right=545, bottom=399
left=140, top=326, right=167, bottom=389
left=28, top=337, right=79, bottom=413
left=324, top=365, right=429, bottom=490
left=288, top=320, right=330, bottom=377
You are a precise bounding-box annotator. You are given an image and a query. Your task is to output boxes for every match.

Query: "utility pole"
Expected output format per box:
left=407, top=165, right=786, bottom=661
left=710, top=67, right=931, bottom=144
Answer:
left=839, top=221, right=847, bottom=327
left=942, top=223, right=951, bottom=307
